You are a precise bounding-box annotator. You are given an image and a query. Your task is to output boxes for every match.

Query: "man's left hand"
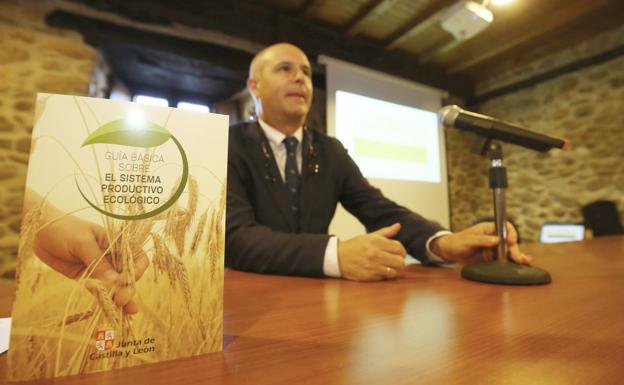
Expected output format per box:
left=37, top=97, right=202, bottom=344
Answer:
left=430, top=222, right=533, bottom=265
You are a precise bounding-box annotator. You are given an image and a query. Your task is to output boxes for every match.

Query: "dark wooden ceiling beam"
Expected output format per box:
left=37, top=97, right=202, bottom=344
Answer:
left=46, top=10, right=254, bottom=102
left=298, top=0, right=319, bottom=18
left=383, top=0, right=456, bottom=50
left=418, top=37, right=461, bottom=64
left=343, top=0, right=390, bottom=37
left=446, top=0, right=615, bottom=73
left=47, top=10, right=253, bottom=75
left=53, top=0, right=473, bottom=97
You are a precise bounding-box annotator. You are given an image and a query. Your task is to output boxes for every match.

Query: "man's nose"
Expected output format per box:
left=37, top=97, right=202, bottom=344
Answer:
left=292, top=68, right=306, bottom=83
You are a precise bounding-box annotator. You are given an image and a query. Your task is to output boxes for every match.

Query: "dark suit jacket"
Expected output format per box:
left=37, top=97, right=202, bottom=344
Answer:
left=226, top=121, right=445, bottom=277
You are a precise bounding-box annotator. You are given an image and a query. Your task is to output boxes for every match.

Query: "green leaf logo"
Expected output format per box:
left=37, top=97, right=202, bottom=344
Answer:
left=82, top=119, right=171, bottom=148
left=77, top=119, right=189, bottom=221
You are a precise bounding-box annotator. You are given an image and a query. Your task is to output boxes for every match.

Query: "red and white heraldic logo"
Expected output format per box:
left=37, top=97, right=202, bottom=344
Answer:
left=95, top=329, right=115, bottom=351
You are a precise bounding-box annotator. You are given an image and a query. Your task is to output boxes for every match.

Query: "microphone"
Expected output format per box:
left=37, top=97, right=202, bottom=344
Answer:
left=438, top=105, right=570, bottom=152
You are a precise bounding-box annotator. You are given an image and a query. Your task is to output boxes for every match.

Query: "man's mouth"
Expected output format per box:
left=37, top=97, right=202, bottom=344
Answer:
left=286, top=92, right=306, bottom=99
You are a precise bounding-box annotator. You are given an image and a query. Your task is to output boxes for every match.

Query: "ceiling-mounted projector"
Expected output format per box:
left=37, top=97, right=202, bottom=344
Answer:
left=440, top=0, right=493, bottom=40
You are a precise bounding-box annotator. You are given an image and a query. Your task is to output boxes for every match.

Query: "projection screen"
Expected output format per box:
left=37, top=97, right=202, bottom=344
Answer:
left=318, top=55, right=450, bottom=239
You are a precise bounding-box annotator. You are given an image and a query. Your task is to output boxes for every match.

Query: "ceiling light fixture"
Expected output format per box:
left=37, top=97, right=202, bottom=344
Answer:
left=440, top=1, right=494, bottom=40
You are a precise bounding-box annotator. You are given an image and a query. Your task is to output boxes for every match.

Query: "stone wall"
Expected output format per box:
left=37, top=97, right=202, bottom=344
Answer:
left=447, top=28, right=624, bottom=242
left=0, top=1, right=96, bottom=278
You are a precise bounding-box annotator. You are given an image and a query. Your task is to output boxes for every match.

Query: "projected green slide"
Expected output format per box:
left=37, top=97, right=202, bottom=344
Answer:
left=354, top=138, right=427, bottom=163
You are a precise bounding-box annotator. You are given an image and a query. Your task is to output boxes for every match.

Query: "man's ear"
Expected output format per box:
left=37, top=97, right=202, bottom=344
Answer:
left=247, top=77, right=258, bottom=97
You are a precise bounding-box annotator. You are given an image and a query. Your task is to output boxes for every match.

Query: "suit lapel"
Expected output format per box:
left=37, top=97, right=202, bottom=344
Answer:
left=299, top=129, right=322, bottom=232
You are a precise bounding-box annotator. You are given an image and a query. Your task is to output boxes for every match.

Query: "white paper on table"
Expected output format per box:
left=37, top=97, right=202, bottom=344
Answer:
left=0, top=317, right=11, bottom=354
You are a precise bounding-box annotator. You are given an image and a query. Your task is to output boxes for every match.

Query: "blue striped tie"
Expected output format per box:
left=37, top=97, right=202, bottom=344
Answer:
left=283, top=137, right=300, bottom=228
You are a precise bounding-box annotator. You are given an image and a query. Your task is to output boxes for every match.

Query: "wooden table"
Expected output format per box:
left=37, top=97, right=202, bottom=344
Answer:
left=1, top=236, right=623, bottom=384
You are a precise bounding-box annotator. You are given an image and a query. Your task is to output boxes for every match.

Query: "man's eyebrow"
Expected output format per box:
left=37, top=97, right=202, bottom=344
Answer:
left=273, top=60, right=292, bottom=68
left=272, top=61, right=311, bottom=70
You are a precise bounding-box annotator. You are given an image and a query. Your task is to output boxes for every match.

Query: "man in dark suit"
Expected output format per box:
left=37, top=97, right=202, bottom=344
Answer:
left=226, top=43, right=531, bottom=281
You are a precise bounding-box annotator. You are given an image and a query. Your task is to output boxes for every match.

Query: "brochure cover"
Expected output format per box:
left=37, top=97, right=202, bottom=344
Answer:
left=8, top=94, right=228, bottom=380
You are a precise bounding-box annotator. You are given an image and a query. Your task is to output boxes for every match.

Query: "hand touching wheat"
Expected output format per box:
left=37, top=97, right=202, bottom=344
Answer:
left=24, top=189, right=149, bottom=314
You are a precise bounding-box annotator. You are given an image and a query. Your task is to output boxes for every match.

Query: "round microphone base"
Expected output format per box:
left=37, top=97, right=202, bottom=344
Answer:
left=461, top=261, right=551, bottom=285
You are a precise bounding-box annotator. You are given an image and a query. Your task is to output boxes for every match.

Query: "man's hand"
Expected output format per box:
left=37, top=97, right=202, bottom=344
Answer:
left=337, top=223, right=407, bottom=282
left=430, top=221, right=533, bottom=265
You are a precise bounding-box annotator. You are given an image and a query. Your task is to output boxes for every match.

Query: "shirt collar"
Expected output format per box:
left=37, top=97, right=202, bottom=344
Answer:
left=258, top=118, right=303, bottom=147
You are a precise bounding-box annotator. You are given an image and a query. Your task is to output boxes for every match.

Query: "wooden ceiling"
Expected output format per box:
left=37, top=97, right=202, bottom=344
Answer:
left=46, top=0, right=624, bottom=103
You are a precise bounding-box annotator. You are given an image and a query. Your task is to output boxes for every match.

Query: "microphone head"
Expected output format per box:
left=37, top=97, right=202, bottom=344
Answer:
left=438, top=105, right=463, bottom=129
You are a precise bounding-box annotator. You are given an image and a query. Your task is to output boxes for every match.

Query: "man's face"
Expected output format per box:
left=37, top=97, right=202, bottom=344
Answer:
left=250, top=45, right=313, bottom=123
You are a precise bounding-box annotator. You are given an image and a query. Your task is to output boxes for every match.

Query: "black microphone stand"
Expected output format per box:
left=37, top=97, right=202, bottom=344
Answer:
left=461, top=139, right=551, bottom=285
